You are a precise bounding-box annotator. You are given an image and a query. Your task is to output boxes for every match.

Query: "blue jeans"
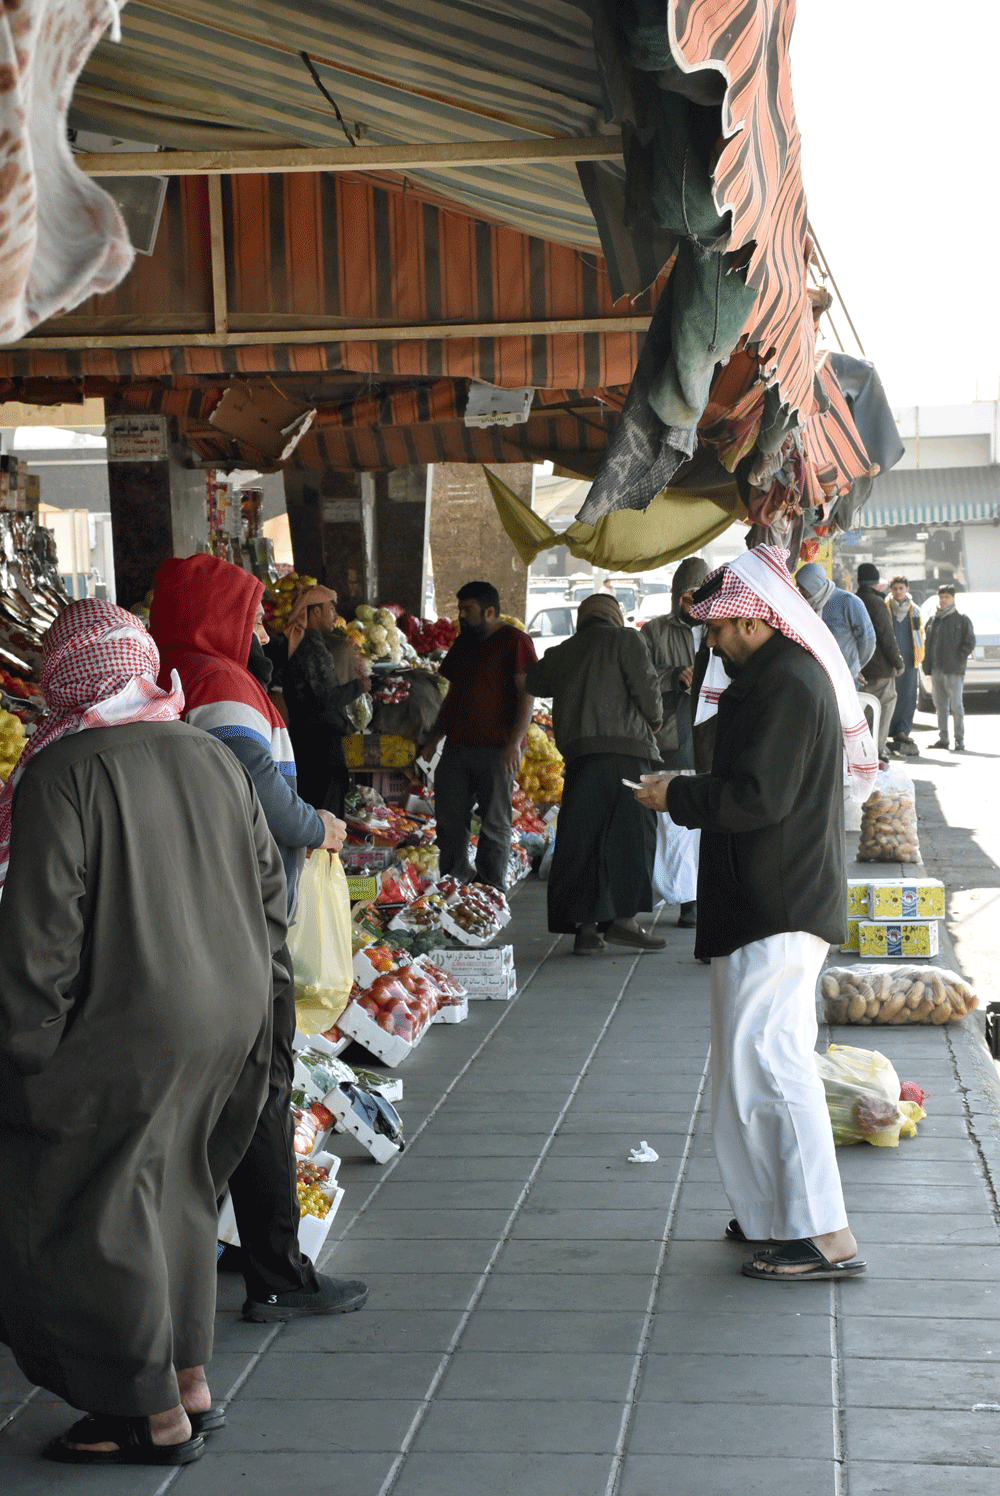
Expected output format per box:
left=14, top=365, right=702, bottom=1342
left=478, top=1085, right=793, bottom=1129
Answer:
left=889, top=667, right=918, bottom=737
left=931, top=671, right=965, bottom=747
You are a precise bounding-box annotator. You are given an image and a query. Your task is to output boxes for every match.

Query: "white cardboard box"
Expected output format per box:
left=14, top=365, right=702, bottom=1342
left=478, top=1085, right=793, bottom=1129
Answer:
left=432, top=995, right=469, bottom=1023
left=218, top=1152, right=342, bottom=1249
left=322, top=1084, right=403, bottom=1163
left=337, top=997, right=428, bottom=1066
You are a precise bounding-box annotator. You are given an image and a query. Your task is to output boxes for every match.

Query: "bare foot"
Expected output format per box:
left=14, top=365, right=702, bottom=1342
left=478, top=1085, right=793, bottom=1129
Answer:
left=177, top=1365, right=212, bottom=1418
left=750, top=1227, right=858, bottom=1276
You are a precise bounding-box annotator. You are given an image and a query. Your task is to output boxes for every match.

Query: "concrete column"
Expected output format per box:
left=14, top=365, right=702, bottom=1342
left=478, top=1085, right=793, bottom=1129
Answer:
left=374, top=466, right=431, bottom=616
left=105, top=413, right=207, bottom=607
left=283, top=468, right=378, bottom=616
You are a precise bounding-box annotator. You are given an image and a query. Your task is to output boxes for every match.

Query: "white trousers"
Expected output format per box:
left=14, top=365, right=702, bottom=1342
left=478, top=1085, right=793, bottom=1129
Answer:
left=710, top=931, right=848, bottom=1241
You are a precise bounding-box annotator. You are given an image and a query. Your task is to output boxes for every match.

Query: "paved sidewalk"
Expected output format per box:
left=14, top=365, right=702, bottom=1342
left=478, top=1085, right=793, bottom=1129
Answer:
left=3, top=861, right=1000, bottom=1494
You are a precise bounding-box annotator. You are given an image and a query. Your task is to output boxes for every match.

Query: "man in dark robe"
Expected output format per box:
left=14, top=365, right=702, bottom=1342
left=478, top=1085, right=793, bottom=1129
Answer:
left=0, top=600, right=286, bottom=1465
left=635, top=546, right=877, bottom=1283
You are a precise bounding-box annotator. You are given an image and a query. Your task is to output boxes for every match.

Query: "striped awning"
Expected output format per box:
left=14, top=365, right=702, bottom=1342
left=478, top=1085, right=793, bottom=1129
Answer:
left=859, top=501, right=999, bottom=528
left=74, top=2, right=606, bottom=251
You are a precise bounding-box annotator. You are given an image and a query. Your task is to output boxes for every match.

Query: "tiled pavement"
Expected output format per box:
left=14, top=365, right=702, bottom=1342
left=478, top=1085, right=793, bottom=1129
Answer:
left=3, top=854, right=1000, bottom=1493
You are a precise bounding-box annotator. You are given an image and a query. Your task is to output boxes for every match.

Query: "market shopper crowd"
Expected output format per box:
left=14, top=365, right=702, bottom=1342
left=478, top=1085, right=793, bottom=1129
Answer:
left=0, top=543, right=969, bottom=1470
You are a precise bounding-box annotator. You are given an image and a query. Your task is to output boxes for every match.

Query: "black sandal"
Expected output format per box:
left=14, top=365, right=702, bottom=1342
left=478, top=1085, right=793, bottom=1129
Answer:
left=188, top=1407, right=226, bottom=1436
left=724, top=1219, right=778, bottom=1244
left=43, top=1414, right=205, bottom=1466
left=741, top=1238, right=867, bottom=1281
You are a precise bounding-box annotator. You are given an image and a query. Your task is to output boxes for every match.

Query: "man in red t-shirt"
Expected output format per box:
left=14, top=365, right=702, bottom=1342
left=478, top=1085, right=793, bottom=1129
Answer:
left=420, top=580, right=537, bottom=890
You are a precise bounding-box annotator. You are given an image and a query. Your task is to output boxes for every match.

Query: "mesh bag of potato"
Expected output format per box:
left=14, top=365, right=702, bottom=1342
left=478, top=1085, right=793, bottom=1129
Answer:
left=857, top=766, right=921, bottom=863
left=821, top=966, right=978, bottom=1025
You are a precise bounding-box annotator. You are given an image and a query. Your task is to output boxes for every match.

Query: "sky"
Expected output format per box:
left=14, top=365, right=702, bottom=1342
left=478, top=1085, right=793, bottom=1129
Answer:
left=790, top=0, right=999, bottom=409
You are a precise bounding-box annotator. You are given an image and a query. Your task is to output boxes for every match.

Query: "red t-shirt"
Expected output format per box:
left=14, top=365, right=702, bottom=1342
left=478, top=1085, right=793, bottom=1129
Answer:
left=437, top=625, right=538, bottom=749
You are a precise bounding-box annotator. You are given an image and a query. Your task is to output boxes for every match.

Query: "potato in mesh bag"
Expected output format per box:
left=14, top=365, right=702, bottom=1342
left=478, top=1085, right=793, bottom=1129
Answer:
left=820, top=965, right=978, bottom=1025
left=857, top=766, right=921, bottom=864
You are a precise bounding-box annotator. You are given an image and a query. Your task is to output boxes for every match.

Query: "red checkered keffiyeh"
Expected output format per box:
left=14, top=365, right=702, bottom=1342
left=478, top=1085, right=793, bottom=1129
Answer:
left=688, top=545, right=877, bottom=802
left=0, top=599, right=185, bottom=885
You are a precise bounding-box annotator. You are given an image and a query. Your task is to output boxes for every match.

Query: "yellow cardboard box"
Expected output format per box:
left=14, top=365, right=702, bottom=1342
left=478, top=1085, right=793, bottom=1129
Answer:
left=858, top=920, right=940, bottom=959
left=847, top=880, right=870, bottom=918
left=840, top=918, right=861, bottom=953
left=867, top=878, right=945, bottom=920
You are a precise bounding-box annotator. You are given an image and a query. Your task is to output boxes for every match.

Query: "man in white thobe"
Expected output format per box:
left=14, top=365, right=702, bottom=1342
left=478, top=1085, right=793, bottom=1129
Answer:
left=635, top=545, right=877, bottom=1281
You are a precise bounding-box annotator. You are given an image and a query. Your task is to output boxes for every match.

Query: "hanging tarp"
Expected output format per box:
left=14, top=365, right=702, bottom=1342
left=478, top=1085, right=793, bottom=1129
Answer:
left=484, top=466, right=738, bottom=573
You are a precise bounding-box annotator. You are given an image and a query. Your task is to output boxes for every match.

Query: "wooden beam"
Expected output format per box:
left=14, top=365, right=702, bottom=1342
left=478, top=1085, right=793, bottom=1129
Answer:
left=207, top=176, right=228, bottom=336
left=11, top=315, right=651, bottom=352
left=76, top=135, right=622, bottom=178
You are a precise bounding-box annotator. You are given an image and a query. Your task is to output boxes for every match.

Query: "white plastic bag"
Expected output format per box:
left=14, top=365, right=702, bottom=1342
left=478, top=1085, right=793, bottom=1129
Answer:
left=652, top=812, right=700, bottom=906
left=288, top=851, right=354, bottom=1034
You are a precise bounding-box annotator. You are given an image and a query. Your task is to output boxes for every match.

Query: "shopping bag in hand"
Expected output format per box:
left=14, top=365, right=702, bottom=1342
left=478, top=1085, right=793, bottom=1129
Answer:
left=288, top=851, right=354, bottom=1034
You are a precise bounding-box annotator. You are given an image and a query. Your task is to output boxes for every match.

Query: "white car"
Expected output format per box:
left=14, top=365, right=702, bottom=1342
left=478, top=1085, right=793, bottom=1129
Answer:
left=526, top=603, right=576, bottom=658
left=917, top=591, right=1000, bottom=709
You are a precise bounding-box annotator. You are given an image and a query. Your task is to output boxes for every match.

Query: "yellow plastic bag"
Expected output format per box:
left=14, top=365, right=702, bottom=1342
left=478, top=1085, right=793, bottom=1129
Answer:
left=288, top=852, right=354, bottom=1034
left=815, top=1043, right=925, bottom=1148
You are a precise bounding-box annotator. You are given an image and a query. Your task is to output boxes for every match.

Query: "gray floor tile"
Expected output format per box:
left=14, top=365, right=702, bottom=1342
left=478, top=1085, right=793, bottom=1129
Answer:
left=384, top=1154, right=535, bottom=1182
left=647, top=1308, right=834, bottom=1357
left=324, top=1238, right=492, bottom=1275
left=275, top=1309, right=462, bottom=1355
left=847, top=1461, right=1000, bottom=1494
left=858, top=1243, right=1000, bottom=1279
left=217, top=1395, right=417, bottom=1451
left=243, top=1350, right=441, bottom=1400
left=655, top=1274, right=834, bottom=1317
left=847, top=1278, right=1000, bottom=1319
left=524, top=1180, right=677, bottom=1210
left=533, top=1155, right=686, bottom=1183
left=436, top=1350, right=635, bottom=1402
left=460, top=1309, right=644, bottom=1355
left=0, top=1357, right=32, bottom=1404
left=176, top=1450, right=393, bottom=1493
left=618, top=1454, right=835, bottom=1496
left=369, top=1180, right=526, bottom=1210
left=512, top=1208, right=668, bottom=1240
left=477, top=1271, right=652, bottom=1313
left=640, top=1351, right=833, bottom=1405
left=345, top=1207, right=513, bottom=1239
left=495, top=1237, right=662, bottom=1275
left=349, top=1272, right=482, bottom=1312
left=842, top=1314, right=1000, bottom=1360
left=845, top=1405, right=1000, bottom=1464
left=391, top=1450, right=610, bottom=1496
left=628, top=1398, right=833, bottom=1456
left=413, top=1397, right=623, bottom=1452
left=843, top=1356, right=1000, bottom=1408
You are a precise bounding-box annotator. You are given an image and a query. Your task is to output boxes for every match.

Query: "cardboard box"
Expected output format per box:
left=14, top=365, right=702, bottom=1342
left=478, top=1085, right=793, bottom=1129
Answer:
left=219, top=1151, right=342, bottom=1250
left=847, top=880, right=870, bottom=918
left=858, top=920, right=940, bottom=959
left=840, top=919, right=861, bottom=953
left=337, top=996, right=427, bottom=1067
left=867, top=878, right=945, bottom=920
left=431, top=945, right=514, bottom=976
left=432, top=995, right=469, bottom=1023
left=340, top=845, right=398, bottom=874
left=321, top=1083, right=404, bottom=1163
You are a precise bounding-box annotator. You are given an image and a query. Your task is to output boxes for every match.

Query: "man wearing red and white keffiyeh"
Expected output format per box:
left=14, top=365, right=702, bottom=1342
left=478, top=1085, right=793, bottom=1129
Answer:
left=633, top=546, right=868, bottom=1285
left=0, top=598, right=184, bottom=886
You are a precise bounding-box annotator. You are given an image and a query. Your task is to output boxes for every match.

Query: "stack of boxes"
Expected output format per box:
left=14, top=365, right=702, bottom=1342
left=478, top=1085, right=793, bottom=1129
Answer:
left=0, top=456, right=39, bottom=513
left=843, top=877, right=946, bottom=959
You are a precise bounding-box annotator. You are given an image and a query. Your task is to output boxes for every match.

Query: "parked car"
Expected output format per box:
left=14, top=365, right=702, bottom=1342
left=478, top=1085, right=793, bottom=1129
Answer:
left=917, top=591, right=1000, bottom=710
left=526, top=603, right=577, bottom=658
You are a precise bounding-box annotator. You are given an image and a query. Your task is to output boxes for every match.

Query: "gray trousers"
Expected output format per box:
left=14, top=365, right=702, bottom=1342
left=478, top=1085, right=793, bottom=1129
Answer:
left=931, top=671, right=965, bottom=746
left=434, top=742, right=514, bottom=891
left=863, top=675, right=897, bottom=758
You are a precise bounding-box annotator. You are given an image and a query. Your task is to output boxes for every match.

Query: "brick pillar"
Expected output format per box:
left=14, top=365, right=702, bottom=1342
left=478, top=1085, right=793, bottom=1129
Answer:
left=374, top=466, right=431, bottom=616
left=428, top=463, right=532, bottom=622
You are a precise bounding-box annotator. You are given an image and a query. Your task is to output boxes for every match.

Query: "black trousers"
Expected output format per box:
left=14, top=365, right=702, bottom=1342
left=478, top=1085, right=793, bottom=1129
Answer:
left=228, top=942, right=320, bottom=1301
left=547, top=752, right=657, bottom=934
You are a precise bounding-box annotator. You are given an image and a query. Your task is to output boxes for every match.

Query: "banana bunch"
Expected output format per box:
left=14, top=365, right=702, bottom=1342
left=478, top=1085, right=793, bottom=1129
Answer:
left=0, top=709, right=26, bottom=782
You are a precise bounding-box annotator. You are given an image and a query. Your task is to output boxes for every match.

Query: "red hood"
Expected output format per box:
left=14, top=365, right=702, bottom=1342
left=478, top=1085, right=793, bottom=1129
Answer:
left=149, top=555, right=263, bottom=666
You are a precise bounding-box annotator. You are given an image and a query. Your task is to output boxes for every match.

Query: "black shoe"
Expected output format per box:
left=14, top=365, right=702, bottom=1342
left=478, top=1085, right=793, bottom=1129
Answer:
left=243, top=1273, right=369, bottom=1323
left=954, top=744, right=967, bottom=753
left=677, top=901, right=697, bottom=928
left=929, top=739, right=949, bottom=749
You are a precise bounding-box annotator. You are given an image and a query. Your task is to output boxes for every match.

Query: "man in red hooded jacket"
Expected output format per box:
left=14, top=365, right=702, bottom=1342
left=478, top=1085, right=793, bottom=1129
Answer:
left=150, top=556, right=368, bottom=1323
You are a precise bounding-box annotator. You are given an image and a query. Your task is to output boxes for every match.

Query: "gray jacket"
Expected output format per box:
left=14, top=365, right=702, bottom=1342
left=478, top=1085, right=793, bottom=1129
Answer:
left=642, top=610, right=698, bottom=753
left=525, top=620, right=662, bottom=762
